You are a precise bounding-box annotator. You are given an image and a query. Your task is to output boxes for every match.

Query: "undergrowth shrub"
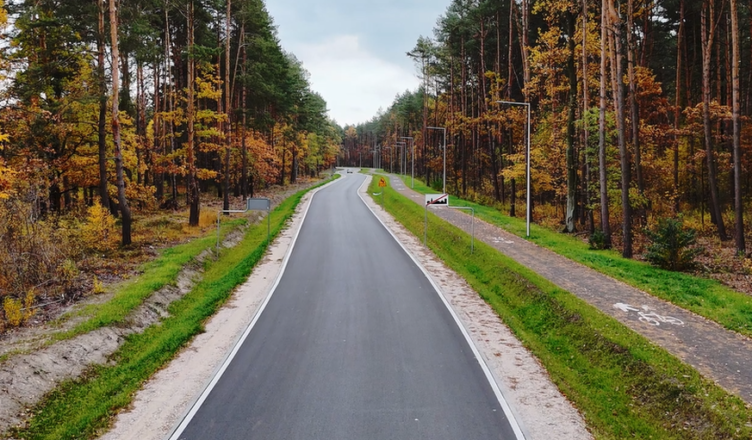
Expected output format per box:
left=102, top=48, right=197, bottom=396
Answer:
left=0, top=192, right=76, bottom=328
left=91, top=275, right=105, bottom=294
left=645, top=217, right=704, bottom=271
left=3, top=289, right=36, bottom=327
left=589, top=229, right=610, bottom=250
left=81, top=201, right=117, bottom=253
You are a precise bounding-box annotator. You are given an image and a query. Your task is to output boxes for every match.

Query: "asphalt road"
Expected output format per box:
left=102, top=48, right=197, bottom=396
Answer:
left=174, top=172, right=520, bottom=440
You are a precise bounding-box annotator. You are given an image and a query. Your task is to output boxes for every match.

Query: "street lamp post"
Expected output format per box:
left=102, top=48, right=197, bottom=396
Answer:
left=497, top=100, right=531, bottom=238
left=401, top=136, right=414, bottom=188
left=427, top=127, right=447, bottom=194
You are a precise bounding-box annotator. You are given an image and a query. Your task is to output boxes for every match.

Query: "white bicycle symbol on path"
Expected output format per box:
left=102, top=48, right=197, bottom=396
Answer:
left=613, top=303, right=684, bottom=326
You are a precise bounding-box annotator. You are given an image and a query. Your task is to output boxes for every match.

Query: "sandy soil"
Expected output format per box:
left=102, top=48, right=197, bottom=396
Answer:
left=100, top=174, right=592, bottom=440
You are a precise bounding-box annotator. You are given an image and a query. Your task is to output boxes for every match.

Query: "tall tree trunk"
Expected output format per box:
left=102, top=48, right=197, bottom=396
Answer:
left=730, top=0, right=745, bottom=254
left=241, top=25, right=248, bottom=200
left=137, top=61, right=147, bottom=185
left=583, top=0, right=593, bottom=232
left=423, top=54, right=430, bottom=188
left=520, top=0, right=531, bottom=219
left=626, top=0, right=643, bottom=198
left=508, top=0, right=515, bottom=98
left=565, top=9, right=578, bottom=233
left=97, top=0, right=110, bottom=211
left=701, top=0, right=728, bottom=240
left=187, top=1, right=200, bottom=226
left=153, top=60, right=164, bottom=201
left=280, top=138, right=286, bottom=185
left=223, top=0, right=231, bottom=212
left=110, top=0, right=132, bottom=245
left=673, top=0, right=684, bottom=213
left=598, top=0, right=612, bottom=247
left=520, top=0, right=531, bottom=94
left=610, top=0, right=632, bottom=257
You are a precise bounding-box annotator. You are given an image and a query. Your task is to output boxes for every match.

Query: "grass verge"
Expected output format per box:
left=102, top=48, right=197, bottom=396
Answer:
left=397, top=175, right=752, bottom=338
left=55, top=218, right=245, bottom=340
left=373, top=175, right=752, bottom=439
left=7, top=179, right=331, bottom=440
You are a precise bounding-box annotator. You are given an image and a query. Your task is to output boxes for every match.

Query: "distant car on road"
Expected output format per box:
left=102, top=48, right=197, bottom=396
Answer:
left=347, top=169, right=353, bottom=173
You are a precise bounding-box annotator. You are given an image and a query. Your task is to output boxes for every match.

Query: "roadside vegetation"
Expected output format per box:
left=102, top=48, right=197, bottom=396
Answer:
left=0, top=0, right=342, bottom=332
left=398, top=175, right=752, bottom=339
left=371, top=175, right=752, bottom=439
left=5, top=180, right=330, bottom=440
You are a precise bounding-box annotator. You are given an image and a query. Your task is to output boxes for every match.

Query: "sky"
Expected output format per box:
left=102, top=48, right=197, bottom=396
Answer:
left=263, top=0, right=453, bottom=127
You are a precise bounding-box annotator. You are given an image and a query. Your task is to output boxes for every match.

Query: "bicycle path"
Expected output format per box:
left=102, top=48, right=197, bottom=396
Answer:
left=387, top=174, right=752, bottom=405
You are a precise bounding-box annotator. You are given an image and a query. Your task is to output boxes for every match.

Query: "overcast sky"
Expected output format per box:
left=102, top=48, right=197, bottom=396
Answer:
left=264, top=0, right=452, bottom=127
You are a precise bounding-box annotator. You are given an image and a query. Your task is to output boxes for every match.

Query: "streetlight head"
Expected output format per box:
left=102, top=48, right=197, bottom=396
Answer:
left=496, top=100, right=529, bottom=107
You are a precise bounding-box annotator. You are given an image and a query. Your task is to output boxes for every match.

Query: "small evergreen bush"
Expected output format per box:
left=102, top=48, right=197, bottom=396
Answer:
left=589, top=229, right=609, bottom=250
left=645, top=218, right=703, bottom=271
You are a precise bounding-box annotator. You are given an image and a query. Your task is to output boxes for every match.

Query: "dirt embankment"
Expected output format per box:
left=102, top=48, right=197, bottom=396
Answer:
left=0, top=179, right=324, bottom=436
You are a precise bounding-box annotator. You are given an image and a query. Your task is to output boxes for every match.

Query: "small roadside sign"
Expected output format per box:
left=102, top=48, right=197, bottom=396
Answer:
left=378, top=177, right=387, bottom=187
left=425, top=194, right=449, bottom=206
left=246, top=198, right=270, bottom=211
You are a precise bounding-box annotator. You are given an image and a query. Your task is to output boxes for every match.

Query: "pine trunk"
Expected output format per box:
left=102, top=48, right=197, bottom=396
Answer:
left=223, top=0, right=232, bottom=212
left=97, top=0, right=110, bottom=210
left=110, top=0, right=132, bottom=245
left=730, top=0, right=745, bottom=254
left=187, top=1, right=200, bottom=226
left=701, top=0, right=728, bottom=240
left=565, top=9, right=578, bottom=233
left=610, top=1, right=632, bottom=258
left=673, top=0, right=684, bottom=213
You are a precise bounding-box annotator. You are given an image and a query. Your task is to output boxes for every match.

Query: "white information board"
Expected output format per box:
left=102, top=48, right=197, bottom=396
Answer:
left=425, top=194, right=449, bottom=206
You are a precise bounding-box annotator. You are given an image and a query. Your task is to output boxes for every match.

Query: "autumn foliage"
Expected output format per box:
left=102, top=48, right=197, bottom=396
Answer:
left=347, top=0, right=752, bottom=264
left=0, top=0, right=341, bottom=328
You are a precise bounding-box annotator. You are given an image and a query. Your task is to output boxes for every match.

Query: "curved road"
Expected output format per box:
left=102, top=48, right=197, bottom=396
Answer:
left=173, top=172, right=520, bottom=440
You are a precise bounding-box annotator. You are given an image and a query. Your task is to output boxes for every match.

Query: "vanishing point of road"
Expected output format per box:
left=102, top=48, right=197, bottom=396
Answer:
left=171, top=172, right=521, bottom=439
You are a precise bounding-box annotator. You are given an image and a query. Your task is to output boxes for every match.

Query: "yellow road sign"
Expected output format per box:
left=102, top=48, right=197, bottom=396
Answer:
left=378, top=177, right=386, bottom=188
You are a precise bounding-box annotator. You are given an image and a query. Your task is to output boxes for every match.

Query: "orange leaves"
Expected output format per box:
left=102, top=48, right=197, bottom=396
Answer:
left=0, top=132, right=14, bottom=200
left=245, top=129, right=279, bottom=184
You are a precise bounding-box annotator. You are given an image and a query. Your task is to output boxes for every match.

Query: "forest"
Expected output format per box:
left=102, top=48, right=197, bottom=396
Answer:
left=346, top=0, right=752, bottom=265
left=0, top=0, right=341, bottom=327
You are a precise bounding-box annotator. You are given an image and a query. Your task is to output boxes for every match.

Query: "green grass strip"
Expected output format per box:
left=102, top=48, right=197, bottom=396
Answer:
left=398, top=175, right=752, bottom=338
left=374, top=175, right=752, bottom=439
left=9, top=180, right=331, bottom=440
left=51, top=219, right=244, bottom=342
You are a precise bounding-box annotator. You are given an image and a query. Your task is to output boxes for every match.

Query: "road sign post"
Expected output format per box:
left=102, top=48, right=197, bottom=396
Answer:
left=247, top=198, right=272, bottom=242
left=216, top=197, right=271, bottom=254
left=424, top=194, right=448, bottom=245
left=378, top=177, right=386, bottom=206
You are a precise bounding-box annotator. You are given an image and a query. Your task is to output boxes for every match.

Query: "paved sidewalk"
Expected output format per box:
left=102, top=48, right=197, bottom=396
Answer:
left=387, top=174, right=752, bottom=404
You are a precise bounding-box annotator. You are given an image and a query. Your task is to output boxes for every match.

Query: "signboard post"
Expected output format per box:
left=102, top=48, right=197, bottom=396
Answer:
left=424, top=194, right=449, bottom=245
left=247, top=198, right=272, bottom=242
left=216, top=197, right=271, bottom=254
left=422, top=194, right=474, bottom=253
left=378, top=177, right=386, bottom=206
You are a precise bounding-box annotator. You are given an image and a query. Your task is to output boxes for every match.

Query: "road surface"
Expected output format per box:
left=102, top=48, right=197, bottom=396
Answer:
left=173, top=172, right=520, bottom=439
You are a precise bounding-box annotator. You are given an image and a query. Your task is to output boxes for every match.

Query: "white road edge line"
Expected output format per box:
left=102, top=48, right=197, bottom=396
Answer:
left=166, top=176, right=344, bottom=440
left=356, top=175, right=527, bottom=440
